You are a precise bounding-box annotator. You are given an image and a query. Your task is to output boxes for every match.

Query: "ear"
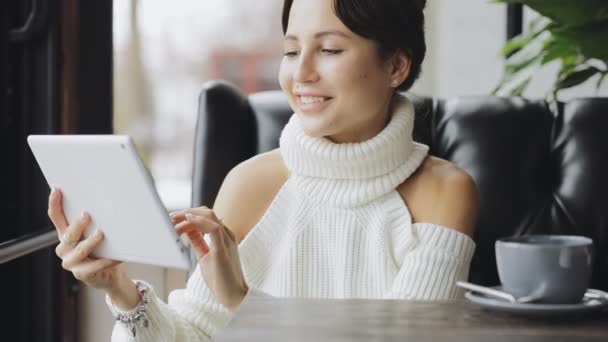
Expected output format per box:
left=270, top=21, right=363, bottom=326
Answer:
left=388, top=51, right=411, bottom=86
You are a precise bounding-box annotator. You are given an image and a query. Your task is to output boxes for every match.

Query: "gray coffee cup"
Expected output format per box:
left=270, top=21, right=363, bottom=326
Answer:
left=495, top=235, right=594, bottom=304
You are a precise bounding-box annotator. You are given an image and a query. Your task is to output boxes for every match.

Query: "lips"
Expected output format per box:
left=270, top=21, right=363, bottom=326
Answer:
left=295, top=94, right=334, bottom=113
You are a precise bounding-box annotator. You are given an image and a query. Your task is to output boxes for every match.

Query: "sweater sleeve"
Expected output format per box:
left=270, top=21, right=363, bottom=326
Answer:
left=384, top=222, right=476, bottom=300
left=107, top=270, right=234, bottom=341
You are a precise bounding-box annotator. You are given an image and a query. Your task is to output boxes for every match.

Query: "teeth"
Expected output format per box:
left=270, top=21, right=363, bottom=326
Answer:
left=300, top=96, right=327, bottom=104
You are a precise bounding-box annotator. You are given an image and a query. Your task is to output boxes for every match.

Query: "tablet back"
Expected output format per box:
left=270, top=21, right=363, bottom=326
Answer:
left=28, top=135, right=191, bottom=270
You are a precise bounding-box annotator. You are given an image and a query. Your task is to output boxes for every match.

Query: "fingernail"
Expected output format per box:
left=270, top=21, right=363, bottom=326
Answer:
left=95, top=229, right=103, bottom=237
left=81, top=211, right=88, bottom=220
left=169, top=211, right=178, bottom=218
left=185, top=213, right=195, bottom=220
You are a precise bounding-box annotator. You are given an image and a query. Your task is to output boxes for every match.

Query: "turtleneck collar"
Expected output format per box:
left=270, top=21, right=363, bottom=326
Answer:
left=279, top=94, right=429, bottom=208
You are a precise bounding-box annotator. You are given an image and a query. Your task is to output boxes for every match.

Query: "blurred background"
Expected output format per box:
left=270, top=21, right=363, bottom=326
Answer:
left=113, top=0, right=607, bottom=213
left=2, top=1, right=606, bottom=341
left=113, top=0, right=284, bottom=212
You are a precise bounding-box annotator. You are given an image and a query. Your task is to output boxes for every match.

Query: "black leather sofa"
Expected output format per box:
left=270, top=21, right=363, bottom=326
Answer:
left=191, top=80, right=608, bottom=290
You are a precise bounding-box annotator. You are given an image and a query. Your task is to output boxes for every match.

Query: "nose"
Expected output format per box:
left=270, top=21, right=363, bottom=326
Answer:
left=293, top=52, right=319, bottom=84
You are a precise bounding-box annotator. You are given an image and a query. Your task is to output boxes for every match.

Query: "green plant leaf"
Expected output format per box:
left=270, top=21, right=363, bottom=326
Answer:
left=495, top=0, right=608, bottom=27
left=493, top=0, right=608, bottom=98
left=493, top=53, right=542, bottom=96
left=504, top=31, right=552, bottom=73
left=549, top=21, right=608, bottom=61
left=502, top=32, right=535, bottom=57
left=493, top=30, right=551, bottom=95
left=501, top=16, right=550, bottom=57
left=555, top=65, right=601, bottom=91
left=539, top=37, right=578, bottom=65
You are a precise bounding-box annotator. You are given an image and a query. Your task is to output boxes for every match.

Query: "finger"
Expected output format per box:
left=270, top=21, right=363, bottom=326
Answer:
left=169, top=211, right=185, bottom=224
left=61, top=212, right=91, bottom=249
left=217, top=220, right=233, bottom=248
left=71, top=258, right=122, bottom=282
left=55, top=241, right=71, bottom=258
left=184, top=214, right=224, bottom=250
left=175, top=220, right=210, bottom=255
left=57, top=213, right=91, bottom=257
left=61, top=229, right=103, bottom=270
left=186, top=230, right=209, bottom=260
left=48, top=188, right=69, bottom=233
left=175, top=220, right=214, bottom=254
left=175, top=220, right=210, bottom=259
left=183, top=208, right=235, bottom=245
left=221, top=222, right=236, bottom=243
left=176, top=214, right=221, bottom=235
left=185, top=207, right=216, bottom=221
left=170, top=207, right=214, bottom=224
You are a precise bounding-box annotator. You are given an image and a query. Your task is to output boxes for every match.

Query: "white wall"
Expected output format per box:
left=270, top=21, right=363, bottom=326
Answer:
left=412, top=0, right=506, bottom=97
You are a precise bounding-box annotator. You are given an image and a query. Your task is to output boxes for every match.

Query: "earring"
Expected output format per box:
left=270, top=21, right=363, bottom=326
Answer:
left=391, top=80, right=400, bottom=87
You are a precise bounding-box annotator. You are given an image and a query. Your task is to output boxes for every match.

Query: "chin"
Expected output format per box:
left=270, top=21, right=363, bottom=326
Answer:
left=296, top=113, right=335, bottom=138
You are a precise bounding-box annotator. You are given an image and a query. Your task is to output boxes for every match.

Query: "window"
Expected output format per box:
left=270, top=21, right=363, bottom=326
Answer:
left=112, top=0, right=283, bottom=211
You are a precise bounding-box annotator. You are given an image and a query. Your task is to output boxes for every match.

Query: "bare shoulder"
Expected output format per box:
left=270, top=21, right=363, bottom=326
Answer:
left=397, top=156, right=479, bottom=237
left=212, top=149, right=288, bottom=243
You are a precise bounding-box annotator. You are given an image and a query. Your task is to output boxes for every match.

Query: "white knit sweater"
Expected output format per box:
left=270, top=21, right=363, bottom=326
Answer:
left=108, top=95, right=477, bottom=341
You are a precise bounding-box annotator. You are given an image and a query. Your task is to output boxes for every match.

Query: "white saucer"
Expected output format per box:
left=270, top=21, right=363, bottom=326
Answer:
left=465, top=286, right=608, bottom=317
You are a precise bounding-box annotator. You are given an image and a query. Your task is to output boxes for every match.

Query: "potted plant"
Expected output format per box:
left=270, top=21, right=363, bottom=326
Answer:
left=493, top=0, right=608, bottom=99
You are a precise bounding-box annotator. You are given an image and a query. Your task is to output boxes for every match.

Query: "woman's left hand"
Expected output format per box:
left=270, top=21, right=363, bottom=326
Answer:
left=170, top=207, right=248, bottom=312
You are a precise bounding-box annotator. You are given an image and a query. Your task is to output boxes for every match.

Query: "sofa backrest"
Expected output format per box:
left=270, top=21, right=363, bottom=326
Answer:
left=193, top=80, right=608, bottom=289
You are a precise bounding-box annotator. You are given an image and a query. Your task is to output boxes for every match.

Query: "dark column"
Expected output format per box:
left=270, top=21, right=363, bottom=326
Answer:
left=1, top=0, right=113, bottom=340
left=506, top=3, right=523, bottom=40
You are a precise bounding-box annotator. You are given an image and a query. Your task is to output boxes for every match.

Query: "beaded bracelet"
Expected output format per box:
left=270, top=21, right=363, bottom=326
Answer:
left=107, top=280, right=151, bottom=339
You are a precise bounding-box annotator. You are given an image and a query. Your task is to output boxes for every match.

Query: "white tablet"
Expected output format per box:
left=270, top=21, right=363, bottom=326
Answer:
left=27, top=135, right=191, bottom=270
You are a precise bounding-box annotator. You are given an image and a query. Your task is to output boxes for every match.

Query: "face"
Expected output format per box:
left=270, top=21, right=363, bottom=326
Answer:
left=279, top=0, right=407, bottom=143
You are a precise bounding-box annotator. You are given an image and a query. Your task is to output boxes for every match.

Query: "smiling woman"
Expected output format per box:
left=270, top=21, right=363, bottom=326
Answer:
left=46, top=1, right=479, bottom=341
left=279, top=0, right=426, bottom=142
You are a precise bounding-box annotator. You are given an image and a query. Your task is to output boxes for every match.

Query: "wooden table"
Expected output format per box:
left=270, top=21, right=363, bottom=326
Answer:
left=216, top=295, right=608, bottom=341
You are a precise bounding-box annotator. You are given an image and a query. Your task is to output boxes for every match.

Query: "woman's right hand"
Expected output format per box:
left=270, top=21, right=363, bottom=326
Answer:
left=48, top=187, right=140, bottom=310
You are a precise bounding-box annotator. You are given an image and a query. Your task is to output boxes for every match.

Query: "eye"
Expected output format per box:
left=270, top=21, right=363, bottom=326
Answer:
left=283, top=50, right=298, bottom=57
left=321, top=49, right=343, bottom=55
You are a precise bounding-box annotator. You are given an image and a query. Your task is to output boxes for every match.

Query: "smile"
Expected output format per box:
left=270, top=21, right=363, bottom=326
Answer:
left=297, top=96, right=333, bottom=113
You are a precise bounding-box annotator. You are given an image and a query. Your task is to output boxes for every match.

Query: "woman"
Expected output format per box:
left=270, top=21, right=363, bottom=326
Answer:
left=48, top=0, right=479, bottom=340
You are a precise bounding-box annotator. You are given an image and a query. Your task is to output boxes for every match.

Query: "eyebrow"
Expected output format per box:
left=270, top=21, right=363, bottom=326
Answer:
left=284, top=30, right=352, bottom=41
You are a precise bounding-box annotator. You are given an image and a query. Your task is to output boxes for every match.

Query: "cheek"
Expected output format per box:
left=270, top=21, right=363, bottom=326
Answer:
left=338, top=61, right=388, bottom=101
left=278, top=62, right=291, bottom=92
left=322, top=57, right=379, bottom=92
left=357, top=72, right=370, bottom=82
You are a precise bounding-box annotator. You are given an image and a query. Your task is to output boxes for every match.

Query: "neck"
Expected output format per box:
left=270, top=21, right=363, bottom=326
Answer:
left=279, top=93, right=430, bottom=207
left=325, top=94, right=395, bottom=144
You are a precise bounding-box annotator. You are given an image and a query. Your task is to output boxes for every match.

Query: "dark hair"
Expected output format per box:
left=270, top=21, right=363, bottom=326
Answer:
left=282, top=0, right=426, bottom=91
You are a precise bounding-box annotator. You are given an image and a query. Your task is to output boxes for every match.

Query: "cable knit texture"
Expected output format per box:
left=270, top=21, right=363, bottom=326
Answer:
left=108, top=94, right=476, bottom=341
left=280, top=93, right=429, bottom=207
